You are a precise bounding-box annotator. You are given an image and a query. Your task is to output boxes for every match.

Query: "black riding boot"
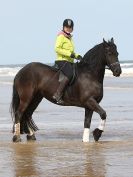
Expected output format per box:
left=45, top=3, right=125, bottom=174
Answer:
left=53, top=76, right=69, bottom=104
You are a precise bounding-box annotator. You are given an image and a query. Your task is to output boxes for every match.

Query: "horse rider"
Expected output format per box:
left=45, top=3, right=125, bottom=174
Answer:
left=53, top=19, right=82, bottom=104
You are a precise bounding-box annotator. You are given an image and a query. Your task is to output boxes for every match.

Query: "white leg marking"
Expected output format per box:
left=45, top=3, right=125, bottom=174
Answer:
left=28, top=125, right=34, bottom=136
left=83, top=128, right=90, bottom=142
left=98, top=119, right=106, bottom=131
left=14, top=123, right=20, bottom=135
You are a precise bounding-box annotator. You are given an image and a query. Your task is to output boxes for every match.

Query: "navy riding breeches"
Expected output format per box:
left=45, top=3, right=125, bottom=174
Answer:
left=55, top=61, right=73, bottom=80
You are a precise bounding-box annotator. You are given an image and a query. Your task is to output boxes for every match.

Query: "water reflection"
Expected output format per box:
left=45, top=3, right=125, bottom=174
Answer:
left=12, top=142, right=40, bottom=177
left=83, top=143, right=106, bottom=177
left=11, top=140, right=106, bottom=177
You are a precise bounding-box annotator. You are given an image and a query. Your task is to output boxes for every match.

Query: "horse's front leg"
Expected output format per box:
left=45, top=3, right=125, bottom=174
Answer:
left=83, top=108, right=93, bottom=142
left=86, top=97, right=106, bottom=141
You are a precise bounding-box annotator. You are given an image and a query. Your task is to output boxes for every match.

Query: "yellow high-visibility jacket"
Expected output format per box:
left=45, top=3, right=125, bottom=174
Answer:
left=55, top=31, right=79, bottom=63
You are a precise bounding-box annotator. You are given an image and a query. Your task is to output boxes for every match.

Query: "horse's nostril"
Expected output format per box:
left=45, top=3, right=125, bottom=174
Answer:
left=113, top=67, right=121, bottom=77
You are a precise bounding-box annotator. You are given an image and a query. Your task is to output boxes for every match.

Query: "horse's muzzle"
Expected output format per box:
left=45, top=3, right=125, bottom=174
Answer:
left=110, top=63, right=122, bottom=77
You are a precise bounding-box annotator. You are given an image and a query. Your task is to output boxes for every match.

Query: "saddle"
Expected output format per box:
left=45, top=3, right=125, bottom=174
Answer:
left=52, top=63, right=78, bottom=85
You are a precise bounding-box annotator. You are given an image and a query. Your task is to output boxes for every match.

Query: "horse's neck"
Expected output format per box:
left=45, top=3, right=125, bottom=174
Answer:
left=78, top=62, right=105, bottom=84
left=93, top=65, right=105, bottom=83
left=81, top=43, right=107, bottom=82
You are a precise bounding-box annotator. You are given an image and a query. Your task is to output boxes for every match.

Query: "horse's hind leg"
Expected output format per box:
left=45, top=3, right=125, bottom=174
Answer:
left=13, top=93, right=33, bottom=142
left=22, top=93, right=43, bottom=141
left=13, top=101, right=29, bottom=142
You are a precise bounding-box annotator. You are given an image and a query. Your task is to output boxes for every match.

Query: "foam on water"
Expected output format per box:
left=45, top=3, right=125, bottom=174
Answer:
left=0, top=67, right=21, bottom=77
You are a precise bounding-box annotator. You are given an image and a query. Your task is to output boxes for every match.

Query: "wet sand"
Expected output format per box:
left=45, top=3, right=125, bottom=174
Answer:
left=0, top=76, right=133, bottom=177
left=0, top=139, right=133, bottom=177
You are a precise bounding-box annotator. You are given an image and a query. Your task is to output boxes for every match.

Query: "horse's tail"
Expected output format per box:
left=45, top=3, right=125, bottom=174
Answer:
left=10, top=80, right=20, bottom=122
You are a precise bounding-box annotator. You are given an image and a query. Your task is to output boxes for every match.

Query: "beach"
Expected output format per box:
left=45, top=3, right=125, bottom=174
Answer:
left=0, top=65, right=133, bottom=176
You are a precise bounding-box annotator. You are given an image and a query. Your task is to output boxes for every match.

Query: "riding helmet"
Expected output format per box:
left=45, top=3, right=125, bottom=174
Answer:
left=63, top=19, right=74, bottom=29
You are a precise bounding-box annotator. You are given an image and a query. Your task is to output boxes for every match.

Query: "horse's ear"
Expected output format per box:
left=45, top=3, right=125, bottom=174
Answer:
left=103, top=38, right=108, bottom=46
left=103, top=38, right=106, bottom=43
left=111, top=37, right=114, bottom=44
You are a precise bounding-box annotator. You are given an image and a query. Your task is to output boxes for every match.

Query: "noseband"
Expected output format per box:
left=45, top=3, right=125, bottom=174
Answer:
left=109, top=62, right=120, bottom=70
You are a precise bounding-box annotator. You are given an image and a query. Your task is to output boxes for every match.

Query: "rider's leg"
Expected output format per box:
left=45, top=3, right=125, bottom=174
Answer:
left=53, top=61, right=73, bottom=103
left=53, top=75, right=69, bottom=103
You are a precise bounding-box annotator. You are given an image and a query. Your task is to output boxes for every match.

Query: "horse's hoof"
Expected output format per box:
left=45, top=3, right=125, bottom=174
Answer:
left=52, top=95, right=64, bottom=104
left=12, top=135, right=21, bottom=142
left=100, top=112, right=107, bottom=120
left=27, top=134, right=36, bottom=141
left=93, top=128, right=103, bottom=142
left=57, top=100, right=64, bottom=104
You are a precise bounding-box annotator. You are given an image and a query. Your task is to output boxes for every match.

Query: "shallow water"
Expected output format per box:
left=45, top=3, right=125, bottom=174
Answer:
left=0, top=140, right=133, bottom=177
left=0, top=76, right=133, bottom=177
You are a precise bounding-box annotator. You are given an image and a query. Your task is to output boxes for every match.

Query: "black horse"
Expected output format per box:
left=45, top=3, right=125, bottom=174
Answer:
left=11, top=38, right=122, bottom=142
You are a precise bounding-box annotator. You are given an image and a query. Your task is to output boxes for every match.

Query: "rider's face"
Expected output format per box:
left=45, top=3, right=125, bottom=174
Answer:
left=63, top=26, right=73, bottom=34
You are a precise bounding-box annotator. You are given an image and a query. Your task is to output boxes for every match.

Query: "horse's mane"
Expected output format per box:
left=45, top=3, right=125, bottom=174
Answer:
left=80, top=43, right=105, bottom=70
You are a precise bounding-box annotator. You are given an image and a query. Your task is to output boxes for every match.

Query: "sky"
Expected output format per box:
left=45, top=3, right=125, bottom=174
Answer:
left=0, top=0, right=133, bottom=65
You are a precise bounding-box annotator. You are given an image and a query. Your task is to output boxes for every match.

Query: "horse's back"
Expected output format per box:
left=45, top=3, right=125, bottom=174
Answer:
left=14, top=62, right=59, bottom=95
left=15, top=62, right=55, bottom=80
left=17, top=62, right=53, bottom=73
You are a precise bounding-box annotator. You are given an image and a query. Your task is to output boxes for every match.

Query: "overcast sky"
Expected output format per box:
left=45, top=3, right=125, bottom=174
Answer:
left=0, top=0, right=133, bottom=65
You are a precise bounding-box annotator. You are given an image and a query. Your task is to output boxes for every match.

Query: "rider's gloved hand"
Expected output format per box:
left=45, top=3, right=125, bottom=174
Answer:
left=77, top=55, right=83, bottom=61
left=70, top=53, right=75, bottom=58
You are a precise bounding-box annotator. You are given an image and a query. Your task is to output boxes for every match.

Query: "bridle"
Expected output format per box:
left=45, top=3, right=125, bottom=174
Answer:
left=105, top=51, right=120, bottom=70
left=109, top=62, right=120, bottom=70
